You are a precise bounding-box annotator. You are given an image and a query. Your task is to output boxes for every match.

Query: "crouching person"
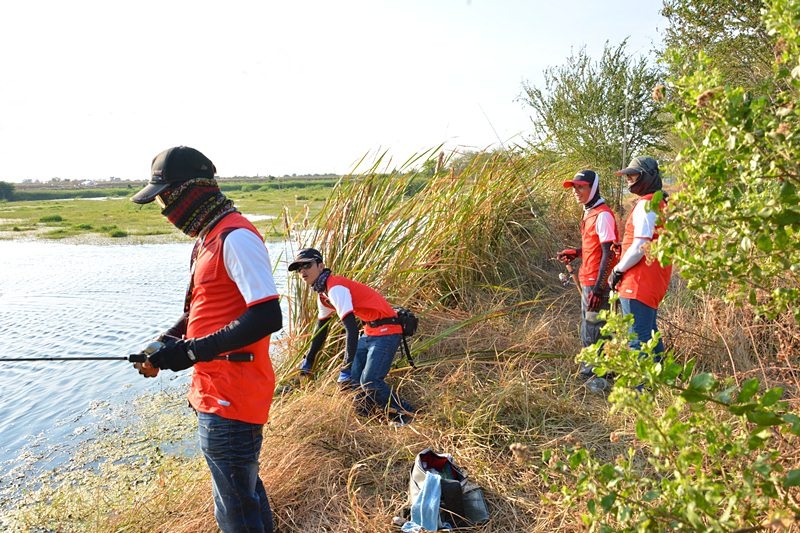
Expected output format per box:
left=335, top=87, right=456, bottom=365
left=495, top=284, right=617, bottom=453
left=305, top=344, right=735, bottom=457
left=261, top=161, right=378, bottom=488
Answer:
left=289, top=248, right=413, bottom=425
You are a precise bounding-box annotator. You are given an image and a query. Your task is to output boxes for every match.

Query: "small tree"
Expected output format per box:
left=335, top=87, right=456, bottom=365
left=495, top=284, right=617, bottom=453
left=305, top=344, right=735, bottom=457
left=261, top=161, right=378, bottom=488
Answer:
left=520, top=40, right=668, bottom=210
left=661, top=0, right=774, bottom=91
left=0, top=181, right=14, bottom=201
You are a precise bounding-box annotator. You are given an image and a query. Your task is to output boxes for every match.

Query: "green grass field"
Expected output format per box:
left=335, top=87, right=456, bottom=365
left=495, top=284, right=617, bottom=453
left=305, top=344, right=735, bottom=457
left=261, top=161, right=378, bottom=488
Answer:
left=0, top=179, right=336, bottom=241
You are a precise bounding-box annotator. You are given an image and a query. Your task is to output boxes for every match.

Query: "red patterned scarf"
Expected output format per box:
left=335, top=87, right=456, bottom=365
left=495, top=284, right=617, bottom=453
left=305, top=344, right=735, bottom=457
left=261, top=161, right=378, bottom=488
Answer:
left=160, top=178, right=236, bottom=237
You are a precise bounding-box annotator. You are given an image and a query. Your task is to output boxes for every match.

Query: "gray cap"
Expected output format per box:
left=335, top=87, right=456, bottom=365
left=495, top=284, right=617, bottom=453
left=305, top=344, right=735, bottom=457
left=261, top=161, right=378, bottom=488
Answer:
left=615, top=156, right=659, bottom=177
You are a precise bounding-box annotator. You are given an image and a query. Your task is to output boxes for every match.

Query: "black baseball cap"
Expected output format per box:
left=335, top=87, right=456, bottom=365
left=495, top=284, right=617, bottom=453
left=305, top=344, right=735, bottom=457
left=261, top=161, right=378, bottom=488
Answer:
left=563, top=169, right=597, bottom=188
left=288, top=248, right=324, bottom=271
left=131, top=146, right=217, bottom=204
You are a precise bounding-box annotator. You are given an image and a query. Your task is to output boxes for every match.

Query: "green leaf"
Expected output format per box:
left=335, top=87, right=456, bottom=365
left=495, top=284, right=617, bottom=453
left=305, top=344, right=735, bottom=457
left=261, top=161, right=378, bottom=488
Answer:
left=747, top=433, right=767, bottom=450
left=662, top=361, right=682, bottom=382
left=746, top=410, right=783, bottom=427
left=784, top=469, right=800, bottom=488
left=689, top=373, right=716, bottom=392
left=738, top=378, right=760, bottom=402
left=779, top=180, right=798, bottom=203
left=681, top=359, right=696, bottom=381
left=760, top=387, right=784, bottom=407
left=781, top=413, right=800, bottom=435
left=715, top=385, right=737, bottom=404
left=642, top=490, right=660, bottom=502
left=569, top=449, right=587, bottom=469
left=729, top=402, right=758, bottom=415
left=635, top=419, right=649, bottom=440
left=755, top=233, right=773, bottom=252
left=682, top=389, right=707, bottom=403
left=600, top=492, right=617, bottom=512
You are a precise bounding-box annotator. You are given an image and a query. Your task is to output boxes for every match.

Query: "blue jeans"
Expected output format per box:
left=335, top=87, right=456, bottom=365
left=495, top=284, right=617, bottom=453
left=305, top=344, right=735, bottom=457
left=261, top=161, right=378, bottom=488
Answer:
left=197, top=412, right=273, bottom=533
left=349, top=333, right=409, bottom=413
left=619, top=297, right=665, bottom=355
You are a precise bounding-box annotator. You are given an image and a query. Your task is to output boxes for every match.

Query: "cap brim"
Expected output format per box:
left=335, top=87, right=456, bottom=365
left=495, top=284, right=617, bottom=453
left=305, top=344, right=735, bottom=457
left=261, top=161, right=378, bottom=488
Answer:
left=615, top=168, right=642, bottom=176
left=562, top=180, right=581, bottom=188
left=131, top=182, right=170, bottom=204
left=288, top=260, right=314, bottom=272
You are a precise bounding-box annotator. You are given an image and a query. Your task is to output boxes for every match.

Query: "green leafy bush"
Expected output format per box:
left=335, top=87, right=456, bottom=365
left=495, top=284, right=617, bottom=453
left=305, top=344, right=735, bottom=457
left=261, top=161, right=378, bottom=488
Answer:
left=547, top=300, right=800, bottom=529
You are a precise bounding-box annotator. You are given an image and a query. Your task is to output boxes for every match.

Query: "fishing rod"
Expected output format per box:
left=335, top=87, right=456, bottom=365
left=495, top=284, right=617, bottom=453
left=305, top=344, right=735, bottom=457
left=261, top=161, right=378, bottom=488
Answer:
left=0, top=353, right=255, bottom=363
left=0, top=354, right=148, bottom=362
left=0, top=340, right=166, bottom=363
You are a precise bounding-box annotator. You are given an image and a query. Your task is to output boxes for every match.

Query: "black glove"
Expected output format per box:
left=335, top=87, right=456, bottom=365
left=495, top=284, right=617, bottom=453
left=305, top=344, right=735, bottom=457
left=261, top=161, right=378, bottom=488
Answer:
left=609, top=269, right=624, bottom=292
left=586, top=289, right=603, bottom=312
left=148, top=338, right=198, bottom=372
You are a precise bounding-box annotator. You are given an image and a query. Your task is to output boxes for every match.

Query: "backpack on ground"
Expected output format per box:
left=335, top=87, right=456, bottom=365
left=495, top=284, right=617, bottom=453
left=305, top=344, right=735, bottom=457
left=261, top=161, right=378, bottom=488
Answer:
left=405, top=448, right=489, bottom=530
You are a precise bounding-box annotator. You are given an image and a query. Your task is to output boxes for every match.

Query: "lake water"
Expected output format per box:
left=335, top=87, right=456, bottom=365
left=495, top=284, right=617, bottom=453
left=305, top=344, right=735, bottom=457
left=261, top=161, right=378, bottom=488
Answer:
left=0, top=238, right=291, bottom=497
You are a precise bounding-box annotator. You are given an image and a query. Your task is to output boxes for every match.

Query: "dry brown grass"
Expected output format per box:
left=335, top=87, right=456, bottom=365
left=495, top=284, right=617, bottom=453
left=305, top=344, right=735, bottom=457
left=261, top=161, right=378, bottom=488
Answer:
left=660, top=275, right=800, bottom=395
left=260, top=351, right=620, bottom=532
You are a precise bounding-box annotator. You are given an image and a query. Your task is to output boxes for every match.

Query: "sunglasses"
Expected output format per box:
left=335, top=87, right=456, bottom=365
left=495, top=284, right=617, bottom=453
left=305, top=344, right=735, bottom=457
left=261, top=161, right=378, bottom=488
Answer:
left=296, top=262, right=316, bottom=271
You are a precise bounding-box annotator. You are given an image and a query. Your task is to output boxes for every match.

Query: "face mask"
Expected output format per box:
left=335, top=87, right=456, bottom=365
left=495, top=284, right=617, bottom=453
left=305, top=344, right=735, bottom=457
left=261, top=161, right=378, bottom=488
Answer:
left=160, top=179, right=235, bottom=237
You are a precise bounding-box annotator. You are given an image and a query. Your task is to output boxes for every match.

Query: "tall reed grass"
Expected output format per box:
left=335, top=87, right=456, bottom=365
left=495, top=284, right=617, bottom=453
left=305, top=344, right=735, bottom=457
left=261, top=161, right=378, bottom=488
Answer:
left=277, top=148, right=575, bottom=381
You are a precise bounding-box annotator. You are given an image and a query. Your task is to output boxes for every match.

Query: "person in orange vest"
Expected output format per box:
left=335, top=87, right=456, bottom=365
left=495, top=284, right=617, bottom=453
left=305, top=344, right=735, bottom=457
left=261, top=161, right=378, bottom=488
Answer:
left=557, top=170, right=619, bottom=392
left=609, top=156, right=671, bottom=361
left=289, top=248, right=414, bottom=426
left=131, top=146, right=282, bottom=533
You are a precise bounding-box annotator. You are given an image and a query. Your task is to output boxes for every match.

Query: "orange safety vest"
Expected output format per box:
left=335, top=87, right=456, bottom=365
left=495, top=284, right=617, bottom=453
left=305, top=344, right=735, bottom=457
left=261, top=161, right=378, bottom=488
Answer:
left=617, top=194, right=672, bottom=309
left=319, top=274, right=403, bottom=336
left=187, top=213, right=276, bottom=425
left=579, top=203, right=619, bottom=287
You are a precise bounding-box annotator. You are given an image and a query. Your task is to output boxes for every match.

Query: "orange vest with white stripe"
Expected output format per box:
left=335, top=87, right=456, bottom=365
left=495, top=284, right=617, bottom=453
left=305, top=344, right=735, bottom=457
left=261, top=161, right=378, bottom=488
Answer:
left=579, top=203, right=619, bottom=286
left=186, top=213, right=275, bottom=425
left=319, top=275, right=402, bottom=336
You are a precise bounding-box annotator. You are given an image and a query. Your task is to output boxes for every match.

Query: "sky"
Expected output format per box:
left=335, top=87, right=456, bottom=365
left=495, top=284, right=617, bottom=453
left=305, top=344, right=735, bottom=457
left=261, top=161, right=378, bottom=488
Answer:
left=0, top=0, right=666, bottom=182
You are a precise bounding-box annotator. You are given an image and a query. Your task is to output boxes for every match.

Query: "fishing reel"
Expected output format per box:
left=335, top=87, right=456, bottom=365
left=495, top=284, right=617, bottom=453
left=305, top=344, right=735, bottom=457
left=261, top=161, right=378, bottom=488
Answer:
left=558, top=272, right=572, bottom=287
left=132, top=340, right=165, bottom=378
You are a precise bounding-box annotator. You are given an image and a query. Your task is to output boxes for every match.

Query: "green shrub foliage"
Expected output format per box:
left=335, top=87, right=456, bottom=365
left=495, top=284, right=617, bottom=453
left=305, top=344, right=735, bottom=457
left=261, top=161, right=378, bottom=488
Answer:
left=659, top=0, right=800, bottom=322
left=547, top=300, right=800, bottom=529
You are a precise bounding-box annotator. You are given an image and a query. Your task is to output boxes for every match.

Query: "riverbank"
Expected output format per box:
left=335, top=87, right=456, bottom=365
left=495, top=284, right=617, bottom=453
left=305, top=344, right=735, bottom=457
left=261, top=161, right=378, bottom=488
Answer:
left=0, top=178, right=333, bottom=242
left=3, top=155, right=799, bottom=530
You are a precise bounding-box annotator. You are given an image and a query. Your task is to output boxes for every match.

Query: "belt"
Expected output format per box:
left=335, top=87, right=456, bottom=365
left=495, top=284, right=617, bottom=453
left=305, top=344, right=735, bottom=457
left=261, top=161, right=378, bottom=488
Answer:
left=367, top=316, right=399, bottom=328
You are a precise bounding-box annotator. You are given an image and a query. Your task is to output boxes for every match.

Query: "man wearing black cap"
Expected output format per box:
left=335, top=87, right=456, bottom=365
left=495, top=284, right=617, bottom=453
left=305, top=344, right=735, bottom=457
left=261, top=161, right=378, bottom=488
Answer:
left=557, top=169, right=619, bottom=391
left=288, top=248, right=413, bottom=425
left=608, top=156, right=671, bottom=361
left=131, top=146, right=282, bottom=533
